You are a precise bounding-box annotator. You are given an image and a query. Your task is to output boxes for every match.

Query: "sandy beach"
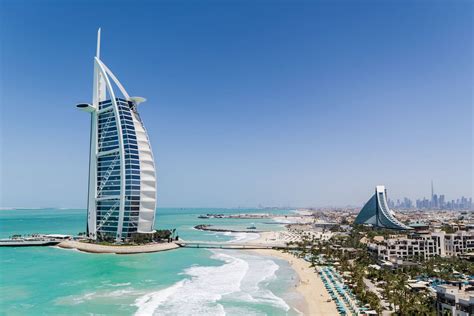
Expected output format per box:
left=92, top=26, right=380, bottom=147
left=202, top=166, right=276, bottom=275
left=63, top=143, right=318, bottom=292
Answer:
left=252, top=231, right=296, bottom=244
left=252, top=230, right=310, bottom=245
left=253, top=249, right=338, bottom=316
left=58, top=240, right=180, bottom=254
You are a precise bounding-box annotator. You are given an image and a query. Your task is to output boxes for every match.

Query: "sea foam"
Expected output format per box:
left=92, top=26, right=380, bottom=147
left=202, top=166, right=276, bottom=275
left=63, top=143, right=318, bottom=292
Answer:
left=227, top=232, right=260, bottom=243
left=231, top=252, right=290, bottom=311
left=133, top=232, right=291, bottom=315
left=134, top=252, right=247, bottom=315
left=55, top=288, right=135, bottom=306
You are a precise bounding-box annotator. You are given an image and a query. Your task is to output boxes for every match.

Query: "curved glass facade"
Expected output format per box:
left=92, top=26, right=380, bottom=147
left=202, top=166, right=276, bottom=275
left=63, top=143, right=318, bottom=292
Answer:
left=354, top=186, right=412, bottom=230
left=92, top=98, right=155, bottom=240
left=80, top=31, right=157, bottom=241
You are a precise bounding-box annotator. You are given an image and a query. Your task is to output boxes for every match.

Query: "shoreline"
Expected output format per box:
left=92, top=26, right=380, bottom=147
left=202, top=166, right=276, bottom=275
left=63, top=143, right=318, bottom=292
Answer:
left=58, top=240, right=180, bottom=254
left=252, top=248, right=338, bottom=316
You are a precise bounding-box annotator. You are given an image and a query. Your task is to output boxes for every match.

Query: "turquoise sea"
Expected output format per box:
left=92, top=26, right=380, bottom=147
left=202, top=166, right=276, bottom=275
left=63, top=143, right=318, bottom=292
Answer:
left=0, top=208, right=304, bottom=315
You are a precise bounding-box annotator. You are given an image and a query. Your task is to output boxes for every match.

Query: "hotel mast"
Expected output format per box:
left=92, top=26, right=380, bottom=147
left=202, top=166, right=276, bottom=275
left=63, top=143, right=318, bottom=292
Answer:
left=77, top=29, right=157, bottom=241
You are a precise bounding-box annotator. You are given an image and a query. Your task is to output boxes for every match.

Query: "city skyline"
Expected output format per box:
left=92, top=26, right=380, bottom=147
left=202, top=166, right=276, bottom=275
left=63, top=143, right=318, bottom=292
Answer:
left=1, top=179, right=471, bottom=210
left=386, top=180, right=473, bottom=211
left=1, top=1, right=472, bottom=208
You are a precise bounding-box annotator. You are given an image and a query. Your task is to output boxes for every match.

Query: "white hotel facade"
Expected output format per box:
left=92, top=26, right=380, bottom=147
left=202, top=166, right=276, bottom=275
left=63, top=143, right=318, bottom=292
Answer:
left=77, top=30, right=157, bottom=241
left=368, top=230, right=474, bottom=263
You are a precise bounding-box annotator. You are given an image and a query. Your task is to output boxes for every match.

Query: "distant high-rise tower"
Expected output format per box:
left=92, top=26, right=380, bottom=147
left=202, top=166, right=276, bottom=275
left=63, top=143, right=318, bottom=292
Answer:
left=76, top=29, right=157, bottom=241
left=431, top=180, right=434, bottom=200
left=439, top=194, right=445, bottom=209
left=431, top=180, right=435, bottom=208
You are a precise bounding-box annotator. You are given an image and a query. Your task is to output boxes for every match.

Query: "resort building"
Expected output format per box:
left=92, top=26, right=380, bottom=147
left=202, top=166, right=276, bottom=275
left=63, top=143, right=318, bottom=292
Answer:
left=436, top=284, right=474, bottom=316
left=354, top=185, right=412, bottom=230
left=444, top=231, right=474, bottom=257
left=77, top=29, right=157, bottom=241
left=367, top=230, right=474, bottom=263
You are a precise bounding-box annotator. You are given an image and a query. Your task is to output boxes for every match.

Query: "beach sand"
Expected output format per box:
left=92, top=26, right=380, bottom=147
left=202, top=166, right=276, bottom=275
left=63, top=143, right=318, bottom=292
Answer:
left=251, top=230, right=302, bottom=245
left=253, top=249, right=338, bottom=316
left=252, top=231, right=279, bottom=243
left=58, top=240, right=180, bottom=254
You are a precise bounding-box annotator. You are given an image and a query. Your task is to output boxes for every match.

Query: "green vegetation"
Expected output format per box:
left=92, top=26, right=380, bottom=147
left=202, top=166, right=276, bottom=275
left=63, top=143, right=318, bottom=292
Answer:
left=352, top=224, right=404, bottom=240
left=130, top=229, right=177, bottom=244
left=367, top=268, right=435, bottom=315
left=91, top=229, right=177, bottom=245
left=440, top=225, right=457, bottom=234
left=286, top=226, right=474, bottom=315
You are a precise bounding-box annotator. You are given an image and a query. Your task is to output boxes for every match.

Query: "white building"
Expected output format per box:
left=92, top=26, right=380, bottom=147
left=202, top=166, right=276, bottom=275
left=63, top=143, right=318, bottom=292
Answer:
left=444, top=231, right=474, bottom=257
left=77, top=29, right=157, bottom=241
left=368, top=230, right=474, bottom=263
left=436, top=284, right=474, bottom=316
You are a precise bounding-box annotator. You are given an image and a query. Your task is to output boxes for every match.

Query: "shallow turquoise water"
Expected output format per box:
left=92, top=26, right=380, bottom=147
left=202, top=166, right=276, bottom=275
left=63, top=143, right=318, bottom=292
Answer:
left=0, top=208, right=302, bottom=315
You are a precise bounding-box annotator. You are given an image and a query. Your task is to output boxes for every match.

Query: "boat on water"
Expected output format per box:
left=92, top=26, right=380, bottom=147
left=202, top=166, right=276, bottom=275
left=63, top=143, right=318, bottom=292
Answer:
left=0, top=234, right=71, bottom=247
left=198, top=215, right=210, bottom=219
left=246, top=224, right=257, bottom=230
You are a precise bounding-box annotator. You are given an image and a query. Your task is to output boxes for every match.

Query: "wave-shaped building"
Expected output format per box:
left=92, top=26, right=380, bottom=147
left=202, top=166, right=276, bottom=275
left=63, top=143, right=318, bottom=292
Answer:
left=77, top=29, right=157, bottom=241
left=354, top=186, right=412, bottom=230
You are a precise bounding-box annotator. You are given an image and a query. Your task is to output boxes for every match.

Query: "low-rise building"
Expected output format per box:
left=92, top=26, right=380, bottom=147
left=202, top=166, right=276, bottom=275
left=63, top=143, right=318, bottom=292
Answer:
left=368, top=230, right=474, bottom=263
left=444, top=231, right=474, bottom=257
left=436, top=284, right=474, bottom=316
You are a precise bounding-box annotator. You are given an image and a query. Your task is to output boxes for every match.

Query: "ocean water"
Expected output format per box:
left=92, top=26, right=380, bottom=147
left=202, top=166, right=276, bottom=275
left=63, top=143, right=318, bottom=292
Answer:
left=0, top=208, right=303, bottom=315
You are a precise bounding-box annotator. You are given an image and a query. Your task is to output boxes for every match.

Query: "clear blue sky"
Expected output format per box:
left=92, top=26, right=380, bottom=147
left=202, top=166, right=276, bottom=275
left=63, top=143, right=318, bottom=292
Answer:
left=0, top=0, right=472, bottom=208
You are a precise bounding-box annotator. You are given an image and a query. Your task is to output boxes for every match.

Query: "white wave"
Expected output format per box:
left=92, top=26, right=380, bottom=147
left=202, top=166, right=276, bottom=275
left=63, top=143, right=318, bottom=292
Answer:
left=55, top=289, right=136, bottom=306
left=59, top=279, right=87, bottom=286
left=203, top=232, right=219, bottom=236
left=51, top=246, right=81, bottom=253
left=134, top=281, right=185, bottom=316
left=227, top=232, right=260, bottom=243
left=103, top=289, right=135, bottom=297
left=53, top=246, right=97, bottom=255
left=134, top=251, right=247, bottom=315
left=232, top=253, right=290, bottom=311
left=272, top=217, right=293, bottom=224
left=73, top=292, right=96, bottom=304
left=108, top=282, right=132, bottom=287
left=133, top=250, right=290, bottom=315
left=55, top=291, right=96, bottom=305
left=293, top=306, right=304, bottom=315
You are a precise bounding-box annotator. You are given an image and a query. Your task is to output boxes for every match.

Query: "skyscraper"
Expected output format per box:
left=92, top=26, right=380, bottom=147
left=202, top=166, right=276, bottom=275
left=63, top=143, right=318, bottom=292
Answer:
left=439, top=194, right=445, bottom=209
left=431, top=180, right=435, bottom=208
left=77, top=29, right=157, bottom=241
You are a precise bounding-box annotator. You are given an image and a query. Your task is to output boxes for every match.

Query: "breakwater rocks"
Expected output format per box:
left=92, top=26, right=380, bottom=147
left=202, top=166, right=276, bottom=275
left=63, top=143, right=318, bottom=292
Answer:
left=194, top=225, right=263, bottom=233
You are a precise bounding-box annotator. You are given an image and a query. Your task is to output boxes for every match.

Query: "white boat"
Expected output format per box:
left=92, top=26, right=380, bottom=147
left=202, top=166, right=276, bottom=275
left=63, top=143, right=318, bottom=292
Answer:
left=0, top=239, right=60, bottom=247
left=0, top=234, right=70, bottom=247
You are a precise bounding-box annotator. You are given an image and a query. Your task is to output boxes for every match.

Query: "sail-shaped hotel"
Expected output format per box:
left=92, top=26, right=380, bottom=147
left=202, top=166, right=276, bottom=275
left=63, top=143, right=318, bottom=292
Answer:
left=354, top=186, right=412, bottom=230
left=77, top=30, right=157, bottom=241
